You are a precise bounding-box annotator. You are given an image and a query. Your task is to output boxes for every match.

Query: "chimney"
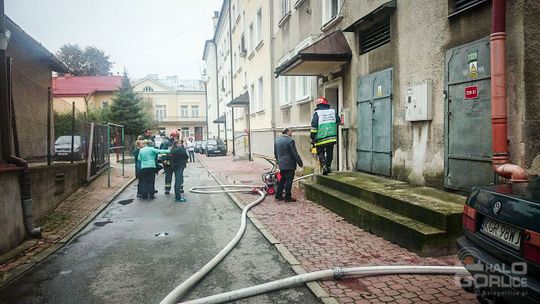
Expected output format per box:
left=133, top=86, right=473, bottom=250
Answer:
left=212, top=11, right=220, bottom=31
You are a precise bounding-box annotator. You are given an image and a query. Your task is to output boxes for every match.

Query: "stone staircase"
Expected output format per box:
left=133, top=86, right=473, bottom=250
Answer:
left=302, top=172, right=466, bottom=256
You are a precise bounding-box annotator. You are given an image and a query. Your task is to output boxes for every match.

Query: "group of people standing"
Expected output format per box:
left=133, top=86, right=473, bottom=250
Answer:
left=274, top=96, right=341, bottom=202
left=133, top=129, right=196, bottom=202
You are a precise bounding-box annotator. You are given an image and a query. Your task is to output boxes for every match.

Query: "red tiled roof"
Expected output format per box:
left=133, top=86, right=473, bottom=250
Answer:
left=52, top=75, right=122, bottom=96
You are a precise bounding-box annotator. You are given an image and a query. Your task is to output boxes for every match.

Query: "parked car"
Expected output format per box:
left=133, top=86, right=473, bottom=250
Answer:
left=199, top=141, right=207, bottom=154
left=205, top=138, right=226, bottom=157
left=194, top=141, right=203, bottom=153
left=458, top=182, right=540, bottom=304
left=55, top=135, right=85, bottom=161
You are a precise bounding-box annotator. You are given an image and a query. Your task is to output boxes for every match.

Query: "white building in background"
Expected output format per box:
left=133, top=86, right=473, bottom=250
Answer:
left=132, top=75, right=207, bottom=140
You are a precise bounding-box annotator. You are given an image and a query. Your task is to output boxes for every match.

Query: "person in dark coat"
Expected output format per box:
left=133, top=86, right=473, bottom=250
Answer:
left=274, top=128, right=303, bottom=202
left=170, top=139, right=189, bottom=202
left=160, top=131, right=179, bottom=194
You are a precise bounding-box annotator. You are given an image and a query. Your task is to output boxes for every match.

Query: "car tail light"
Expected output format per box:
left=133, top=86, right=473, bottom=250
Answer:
left=523, top=230, right=540, bottom=264
left=463, top=205, right=477, bottom=232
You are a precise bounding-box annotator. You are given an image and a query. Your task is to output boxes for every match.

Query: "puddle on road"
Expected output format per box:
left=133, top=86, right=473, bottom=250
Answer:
left=94, top=220, right=114, bottom=227
left=117, top=199, right=134, bottom=205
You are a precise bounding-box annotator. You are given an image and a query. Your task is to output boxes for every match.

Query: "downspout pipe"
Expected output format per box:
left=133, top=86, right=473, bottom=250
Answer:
left=0, top=4, right=42, bottom=238
left=490, top=0, right=528, bottom=182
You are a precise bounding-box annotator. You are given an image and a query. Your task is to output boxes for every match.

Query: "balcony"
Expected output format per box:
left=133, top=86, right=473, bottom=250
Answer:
left=156, top=116, right=206, bottom=124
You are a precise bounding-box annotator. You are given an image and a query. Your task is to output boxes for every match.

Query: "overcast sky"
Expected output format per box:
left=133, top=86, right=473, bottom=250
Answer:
left=5, top=0, right=222, bottom=79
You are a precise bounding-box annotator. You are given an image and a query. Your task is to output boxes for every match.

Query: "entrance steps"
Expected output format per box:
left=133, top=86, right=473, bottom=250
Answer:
left=302, top=172, right=466, bottom=256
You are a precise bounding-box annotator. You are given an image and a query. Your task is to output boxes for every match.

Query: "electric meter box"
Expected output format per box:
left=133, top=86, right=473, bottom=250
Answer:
left=405, top=81, right=433, bottom=121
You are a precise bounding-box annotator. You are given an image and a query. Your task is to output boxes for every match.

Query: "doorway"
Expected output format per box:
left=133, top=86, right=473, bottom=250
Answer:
left=445, top=37, right=495, bottom=191
left=356, top=68, right=393, bottom=177
left=194, top=126, right=203, bottom=141
left=323, top=79, right=343, bottom=171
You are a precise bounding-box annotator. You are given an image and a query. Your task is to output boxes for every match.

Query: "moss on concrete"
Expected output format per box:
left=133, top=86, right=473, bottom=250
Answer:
left=304, top=172, right=467, bottom=256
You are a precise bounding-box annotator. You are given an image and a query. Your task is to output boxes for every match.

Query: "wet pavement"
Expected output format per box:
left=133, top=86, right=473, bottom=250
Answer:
left=0, top=162, right=318, bottom=304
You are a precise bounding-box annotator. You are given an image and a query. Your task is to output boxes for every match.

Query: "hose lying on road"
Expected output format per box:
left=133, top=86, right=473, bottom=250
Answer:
left=180, top=265, right=469, bottom=304
left=160, top=160, right=468, bottom=304
left=159, top=184, right=265, bottom=304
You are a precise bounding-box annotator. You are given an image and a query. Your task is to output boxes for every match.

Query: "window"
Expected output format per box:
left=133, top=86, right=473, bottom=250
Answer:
left=239, top=34, right=247, bottom=56
left=102, top=101, right=109, bottom=109
left=143, top=86, right=154, bottom=92
left=256, top=9, right=263, bottom=46
left=192, top=106, right=199, bottom=117
left=233, top=51, right=238, bottom=72
left=448, top=0, right=489, bottom=17
left=155, top=105, right=166, bottom=121
left=322, top=0, right=340, bottom=24
left=359, top=19, right=391, bottom=54
left=279, top=76, right=292, bottom=106
left=180, top=106, right=189, bottom=117
left=295, top=76, right=313, bottom=101
left=281, top=0, right=290, bottom=17
left=249, top=84, right=255, bottom=113
left=181, top=127, right=190, bottom=139
left=248, top=23, right=254, bottom=54
left=257, top=77, right=264, bottom=111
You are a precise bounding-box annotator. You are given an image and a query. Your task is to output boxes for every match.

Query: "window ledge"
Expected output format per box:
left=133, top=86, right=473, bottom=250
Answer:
left=278, top=12, right=292, bottom=28
left=296, top=96, right=313, bottom=105
left=255, top=40, right=264, bottom=51
left=248, top=51, right=255, bottom=60
left=294, top=0, right=307, bottom=9
left=280, top=103, right=292, bottom=109
left=321, top=15, right=343, bottom=32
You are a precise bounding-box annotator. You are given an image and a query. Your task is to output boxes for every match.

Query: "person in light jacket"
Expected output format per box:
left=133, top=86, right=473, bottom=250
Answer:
left=137, top=141, right=170, bottom=199
left=274, top=128, right=303, bottom=202
left=186, top=137, right=196, bottom=163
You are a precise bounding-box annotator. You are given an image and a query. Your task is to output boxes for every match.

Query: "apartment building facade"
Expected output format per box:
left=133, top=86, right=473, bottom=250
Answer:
left=205, top=0, right=540, bottom=191
left=133, top=75, right=207, bottom=140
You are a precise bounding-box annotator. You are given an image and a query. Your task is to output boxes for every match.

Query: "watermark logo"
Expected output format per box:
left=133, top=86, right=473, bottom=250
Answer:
left=456, top=247, right=528, bottom=298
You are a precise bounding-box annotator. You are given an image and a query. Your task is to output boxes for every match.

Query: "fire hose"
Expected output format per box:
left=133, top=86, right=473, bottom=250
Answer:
left=160, top=158, right=468, bottom=304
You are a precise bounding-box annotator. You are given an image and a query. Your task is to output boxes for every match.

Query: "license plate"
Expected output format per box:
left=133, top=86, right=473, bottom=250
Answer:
left=58, top=153, right=68, bottom=156
left=215, top=150, right=220, bottom=153
left=481, top=217, right=521, bottom=249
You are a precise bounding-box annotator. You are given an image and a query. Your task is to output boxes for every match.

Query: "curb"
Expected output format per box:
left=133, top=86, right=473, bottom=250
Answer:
left=0, top=174, right=135, bottom=289
left=197, top=157, right=339, bottom=304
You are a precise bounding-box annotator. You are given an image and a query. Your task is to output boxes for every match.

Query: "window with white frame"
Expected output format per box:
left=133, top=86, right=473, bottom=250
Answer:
left=191, top=106, right=199, bottom=117
left=180, top=106, right=189, bottom=117
left=257, top=77, right=264, bottom=111
left=296, top=76, right=313, bottom=101
left=143, top=86, right=154, bottom=92
left=322, top=0, right=340, bottom=25
left=256, top=8, right=263, bottom=46
left=155, top=105, right=166, bottom=121
left=279, top=76, right=292, bottom=106
left=281, top=0, right=290, bottom=17
left=181, top=127, right=190, bottom=139
left=249, top=85, right=255, bottom=113
left=239, top=34, right=247, bottom=56
left=248, top=23, right=254, bottom=54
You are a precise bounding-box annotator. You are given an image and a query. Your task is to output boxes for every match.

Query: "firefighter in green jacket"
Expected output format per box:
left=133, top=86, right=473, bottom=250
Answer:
left=159, top=130, right=179, bottom=194
left=310, top=97, right=341, bottom=175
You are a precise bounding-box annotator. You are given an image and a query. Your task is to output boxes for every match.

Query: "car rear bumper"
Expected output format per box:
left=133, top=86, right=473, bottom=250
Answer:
left=458, top=236, right=540, bottom=303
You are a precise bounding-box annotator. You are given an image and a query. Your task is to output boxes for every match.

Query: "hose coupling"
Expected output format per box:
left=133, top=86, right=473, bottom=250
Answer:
left=333, top=267, right=344, bottom=280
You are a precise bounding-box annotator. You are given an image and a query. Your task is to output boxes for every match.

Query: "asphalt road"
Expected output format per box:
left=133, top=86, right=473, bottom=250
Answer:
left=0, top=162, right=319, bottom=304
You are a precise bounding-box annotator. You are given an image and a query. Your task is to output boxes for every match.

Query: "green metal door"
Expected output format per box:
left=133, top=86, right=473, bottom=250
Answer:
left=357, top=68, right=392, bottom=176
left=445, top=38, right=495, bottom=191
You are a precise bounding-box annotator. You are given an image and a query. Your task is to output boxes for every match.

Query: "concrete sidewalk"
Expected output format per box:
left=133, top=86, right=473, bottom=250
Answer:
left=198, top=155, right=476, bottom=304
left=0, top=166, right=134, bottom=287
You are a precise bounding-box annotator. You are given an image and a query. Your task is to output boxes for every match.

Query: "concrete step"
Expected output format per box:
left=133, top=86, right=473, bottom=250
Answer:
left=303, top=181, right=457, bottom=256
left=315, top=172, right=465, bottom=234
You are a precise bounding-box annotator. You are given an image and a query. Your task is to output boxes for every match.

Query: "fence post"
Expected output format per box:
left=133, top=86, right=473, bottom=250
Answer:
left=121, top=127, right=125, bottom=177
left=107, top=123, right=111, bottom=187
left=87, top=122, right=94, bottom=181
left=47, top=87, right=51, bottom=165
left=71, top=102, right=75, bottom=164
